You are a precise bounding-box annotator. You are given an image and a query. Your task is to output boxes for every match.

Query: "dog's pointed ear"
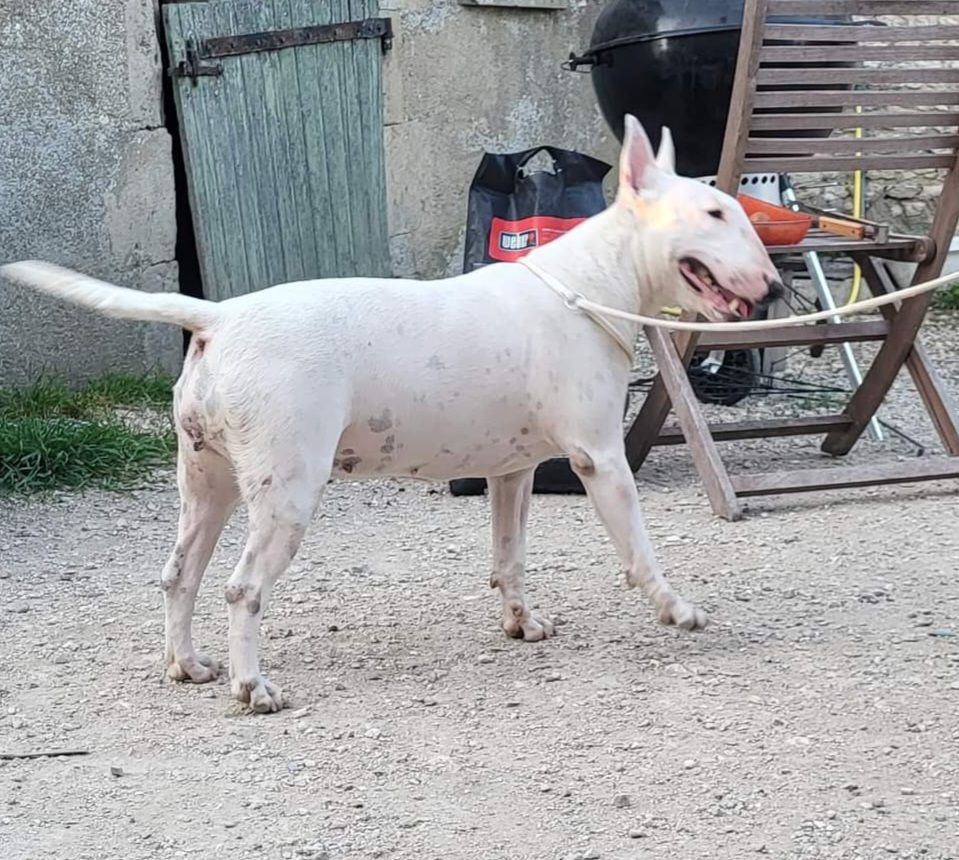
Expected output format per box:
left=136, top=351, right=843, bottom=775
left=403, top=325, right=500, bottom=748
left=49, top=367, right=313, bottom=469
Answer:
left=655, top=126, right=676, bottom=174
left=618, top=114, right=657, bottom=196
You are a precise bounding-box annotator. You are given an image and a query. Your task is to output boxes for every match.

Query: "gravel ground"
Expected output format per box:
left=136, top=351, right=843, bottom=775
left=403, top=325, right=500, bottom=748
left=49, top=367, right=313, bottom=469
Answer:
left=2, top=320, right=959, bottom=860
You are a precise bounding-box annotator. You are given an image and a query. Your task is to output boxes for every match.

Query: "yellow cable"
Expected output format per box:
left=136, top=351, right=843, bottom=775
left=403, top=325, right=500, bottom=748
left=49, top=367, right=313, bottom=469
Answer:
left=848, top=106, right=863, bottom=305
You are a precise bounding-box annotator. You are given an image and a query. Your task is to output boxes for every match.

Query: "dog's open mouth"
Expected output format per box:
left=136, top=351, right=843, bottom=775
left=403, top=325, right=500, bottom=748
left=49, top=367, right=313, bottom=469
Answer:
left=679, top=258, right=753, bottom=320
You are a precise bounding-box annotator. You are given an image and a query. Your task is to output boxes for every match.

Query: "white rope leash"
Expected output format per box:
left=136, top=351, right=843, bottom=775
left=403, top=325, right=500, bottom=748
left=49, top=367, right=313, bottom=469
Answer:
left=518, top=258, right=959, bottom=334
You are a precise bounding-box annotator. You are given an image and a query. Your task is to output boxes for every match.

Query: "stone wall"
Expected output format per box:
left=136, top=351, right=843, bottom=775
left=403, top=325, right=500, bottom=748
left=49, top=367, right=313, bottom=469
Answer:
left=5, top=0, right=952, bottom=390
left=0, top=0, right=181, bottom=387
left=381, top=0, right=618, bottom=278
left=793, top=13, right=959, bottom=238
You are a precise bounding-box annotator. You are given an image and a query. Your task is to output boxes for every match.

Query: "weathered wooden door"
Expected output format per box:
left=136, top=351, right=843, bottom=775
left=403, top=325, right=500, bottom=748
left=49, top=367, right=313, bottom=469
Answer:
left=164, top=0, right=392, bottom=301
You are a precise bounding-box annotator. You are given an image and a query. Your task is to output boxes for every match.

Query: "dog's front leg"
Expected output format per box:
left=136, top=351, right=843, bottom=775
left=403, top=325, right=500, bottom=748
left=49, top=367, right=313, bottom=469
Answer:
left=570, top=449, right=708, bottom=630
left=488, top=468, right=554, bottom=641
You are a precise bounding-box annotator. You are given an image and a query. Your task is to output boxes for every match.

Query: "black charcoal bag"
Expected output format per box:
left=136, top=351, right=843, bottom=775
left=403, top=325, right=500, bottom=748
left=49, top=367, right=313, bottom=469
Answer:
left=450, top=146, right=612, bottom=497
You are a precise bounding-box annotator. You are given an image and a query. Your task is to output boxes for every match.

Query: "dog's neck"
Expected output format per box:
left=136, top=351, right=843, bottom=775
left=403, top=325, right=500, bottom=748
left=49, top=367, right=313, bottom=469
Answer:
left=525, top=205, right=658, bottom=318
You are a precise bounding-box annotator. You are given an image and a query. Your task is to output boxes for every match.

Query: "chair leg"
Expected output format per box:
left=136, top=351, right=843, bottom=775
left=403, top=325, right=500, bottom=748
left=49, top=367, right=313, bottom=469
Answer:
left=624, top=327, right=700, bottom=473
left=822, top=268, right=935, bottom=456
left=862, top=257, right=959, bottom=455
left=646, top=327, right=742, bottom=521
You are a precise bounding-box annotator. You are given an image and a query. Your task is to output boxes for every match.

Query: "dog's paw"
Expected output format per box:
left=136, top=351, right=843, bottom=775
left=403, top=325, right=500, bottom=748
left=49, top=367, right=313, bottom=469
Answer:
left=167, top=652, right=221, bottom=684
left=502, top=606, right=555, bottom=641
left=231, top=675, right=284, bottom=714
left=657, top=598, right=708, bottom=631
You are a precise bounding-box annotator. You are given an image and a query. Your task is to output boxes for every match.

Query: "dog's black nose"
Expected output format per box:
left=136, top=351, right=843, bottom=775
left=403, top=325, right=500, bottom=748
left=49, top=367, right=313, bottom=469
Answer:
left=757, top=278, right=785, bottom=310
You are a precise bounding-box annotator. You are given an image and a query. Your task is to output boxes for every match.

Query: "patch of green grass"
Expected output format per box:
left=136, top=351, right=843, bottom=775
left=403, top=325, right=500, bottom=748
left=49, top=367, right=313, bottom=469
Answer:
left=933, top=281, right=959, bottom=310
left=0, top=374, right=174, bottom=420
left=0, top=374, right=176, bottom=495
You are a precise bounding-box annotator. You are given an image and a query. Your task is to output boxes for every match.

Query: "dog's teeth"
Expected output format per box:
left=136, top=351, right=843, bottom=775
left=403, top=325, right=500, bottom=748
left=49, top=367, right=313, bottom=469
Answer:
left=729, top=298, right=741, bottom=312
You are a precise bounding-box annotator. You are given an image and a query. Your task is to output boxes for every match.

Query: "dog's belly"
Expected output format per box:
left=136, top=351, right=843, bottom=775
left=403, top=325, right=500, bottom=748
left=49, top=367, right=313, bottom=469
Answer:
left=331, top=406, right=560, bottom=481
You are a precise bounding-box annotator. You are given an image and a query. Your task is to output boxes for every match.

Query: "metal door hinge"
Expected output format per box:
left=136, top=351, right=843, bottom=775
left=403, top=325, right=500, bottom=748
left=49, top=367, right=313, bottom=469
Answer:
left=170, top=17, right=394, bottom=81
left=169, top=40, right=224, bottom=81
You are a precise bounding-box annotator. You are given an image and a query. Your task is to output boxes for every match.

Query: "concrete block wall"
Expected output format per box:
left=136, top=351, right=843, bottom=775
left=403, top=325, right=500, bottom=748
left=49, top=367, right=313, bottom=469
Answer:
left=792, top=13, right=959, bottom=238
left=0, top=0, right=181, bottom=387
left=3, top=1, right=952, bottom=389
left=381, top=0, right=618, bottom=279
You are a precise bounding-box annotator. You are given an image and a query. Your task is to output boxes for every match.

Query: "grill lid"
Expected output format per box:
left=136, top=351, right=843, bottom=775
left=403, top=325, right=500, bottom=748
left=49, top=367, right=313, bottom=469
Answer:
left=588, top=0, right=744, bottom=53
left=586, top=0, right=853, bottom=55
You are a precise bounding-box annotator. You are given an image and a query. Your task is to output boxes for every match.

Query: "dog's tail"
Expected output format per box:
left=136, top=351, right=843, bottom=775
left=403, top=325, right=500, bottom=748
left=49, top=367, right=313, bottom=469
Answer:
left=1, top=260, right=221, bottom=332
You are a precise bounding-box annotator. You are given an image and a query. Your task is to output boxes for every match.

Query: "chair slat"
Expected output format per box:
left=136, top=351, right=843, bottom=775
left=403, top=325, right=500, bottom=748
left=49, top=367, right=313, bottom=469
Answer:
left=758, top=67, right=959, bottom=86
left=697, top=321, right=888, bottom=351
left=746, top=134, right=959, bottom=155
left=761, top=44, right=959, bottom=62
left=656, top=416, right=853, bottom=446
left=767, top=0, right=959, bottom=15
left=765, top=24, right=959, bottom=42
left=751, top=112, right=959, bottom=131
left=742, top=153, right=956, bottom=171
left=754, top=90, right=959, bottom=109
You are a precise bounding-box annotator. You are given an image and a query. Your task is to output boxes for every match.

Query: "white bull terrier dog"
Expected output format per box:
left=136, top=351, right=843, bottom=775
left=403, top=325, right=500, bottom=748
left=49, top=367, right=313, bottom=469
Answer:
left=2, top=116, right=781, bottom=713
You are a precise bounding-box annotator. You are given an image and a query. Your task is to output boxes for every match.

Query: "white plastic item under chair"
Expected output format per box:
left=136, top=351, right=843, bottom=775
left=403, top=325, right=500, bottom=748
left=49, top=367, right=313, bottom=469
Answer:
left=698, top=172, right=782, bottom=205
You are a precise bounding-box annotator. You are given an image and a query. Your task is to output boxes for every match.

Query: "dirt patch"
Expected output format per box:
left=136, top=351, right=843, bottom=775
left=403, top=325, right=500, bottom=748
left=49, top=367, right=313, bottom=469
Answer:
left=1, top=323, right=958, bottom=859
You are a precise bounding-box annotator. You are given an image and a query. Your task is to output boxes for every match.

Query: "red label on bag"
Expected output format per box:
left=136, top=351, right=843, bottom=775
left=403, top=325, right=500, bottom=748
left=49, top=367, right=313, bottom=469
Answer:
left=487, top=216, right=586, bottom=262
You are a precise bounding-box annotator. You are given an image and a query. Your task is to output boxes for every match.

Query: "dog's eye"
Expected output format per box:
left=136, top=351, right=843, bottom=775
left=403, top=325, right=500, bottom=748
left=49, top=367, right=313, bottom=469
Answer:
left=708, top=209, right=724, bottom=220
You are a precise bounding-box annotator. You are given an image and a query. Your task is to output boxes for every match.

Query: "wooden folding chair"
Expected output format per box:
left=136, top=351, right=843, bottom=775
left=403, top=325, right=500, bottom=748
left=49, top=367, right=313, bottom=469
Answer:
left=624, top=0, right=959, bottom=520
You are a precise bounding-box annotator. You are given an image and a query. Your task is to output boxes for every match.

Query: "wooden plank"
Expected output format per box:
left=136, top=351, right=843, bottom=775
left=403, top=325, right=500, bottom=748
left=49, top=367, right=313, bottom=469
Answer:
left=823, top=147, right=959, bottom=455
left=761, top=44, right=959, bottom=63
left=765, top=24, right=959, bottom=43
left=757, top=68, right=959, bottom=86
left=647, top=327, right=742, bottom=521
left=273, top=0, right=319, bottom=281
left=290, top=0, right=342, bottom=276
left=624, top=322, right=699, bottom=472
left=764, top=230, right=930, bottom=260
left=731, top=457, right=959, bottom=497
left=716, top=0, right=769, bottom=193
left=753, top=90, right=959, bottom=109
left=767, top=1, right=959, bottom=15
left=165, top=3, right=257, bottom=300
left=746, top=134, right=959, bottom=155
left=858, top=256, right=959, bottom=456
left=742, top=153, right=956, bottom=172
left=227, top=1, right=293, bottom=287
left=696, top=320, right=888, bottom=351
left=322, top=0, right=358, bottom=275
left=655, top=415, right=851, bottom=446
left=349, top=0, right=390, bottom=277
left=750, top=112, right=959, bottom=131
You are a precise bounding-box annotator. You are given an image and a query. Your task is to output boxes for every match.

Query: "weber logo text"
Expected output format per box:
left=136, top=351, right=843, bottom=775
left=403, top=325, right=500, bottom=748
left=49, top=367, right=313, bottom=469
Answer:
left=498, top=230, right=537, bottom=252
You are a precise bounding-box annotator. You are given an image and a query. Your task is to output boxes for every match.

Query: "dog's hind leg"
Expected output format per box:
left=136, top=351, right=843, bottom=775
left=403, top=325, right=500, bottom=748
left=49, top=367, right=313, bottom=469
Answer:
left=224, top=450, right=333, bottom=714
left=162, top=445, right=239, bottom=683
left=489, top=468, right=554, bottom=641
left=569, top=448, right=708, bottom=631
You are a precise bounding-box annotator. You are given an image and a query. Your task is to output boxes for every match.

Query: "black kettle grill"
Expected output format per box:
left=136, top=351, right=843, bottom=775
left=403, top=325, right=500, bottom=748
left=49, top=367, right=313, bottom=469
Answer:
left=567, top=0, right=855, bottom=178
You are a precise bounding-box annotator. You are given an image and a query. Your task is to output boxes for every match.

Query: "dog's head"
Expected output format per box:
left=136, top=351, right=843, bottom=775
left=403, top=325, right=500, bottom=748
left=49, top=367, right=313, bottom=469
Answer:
left=614, top=115, right=782, bottom=321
